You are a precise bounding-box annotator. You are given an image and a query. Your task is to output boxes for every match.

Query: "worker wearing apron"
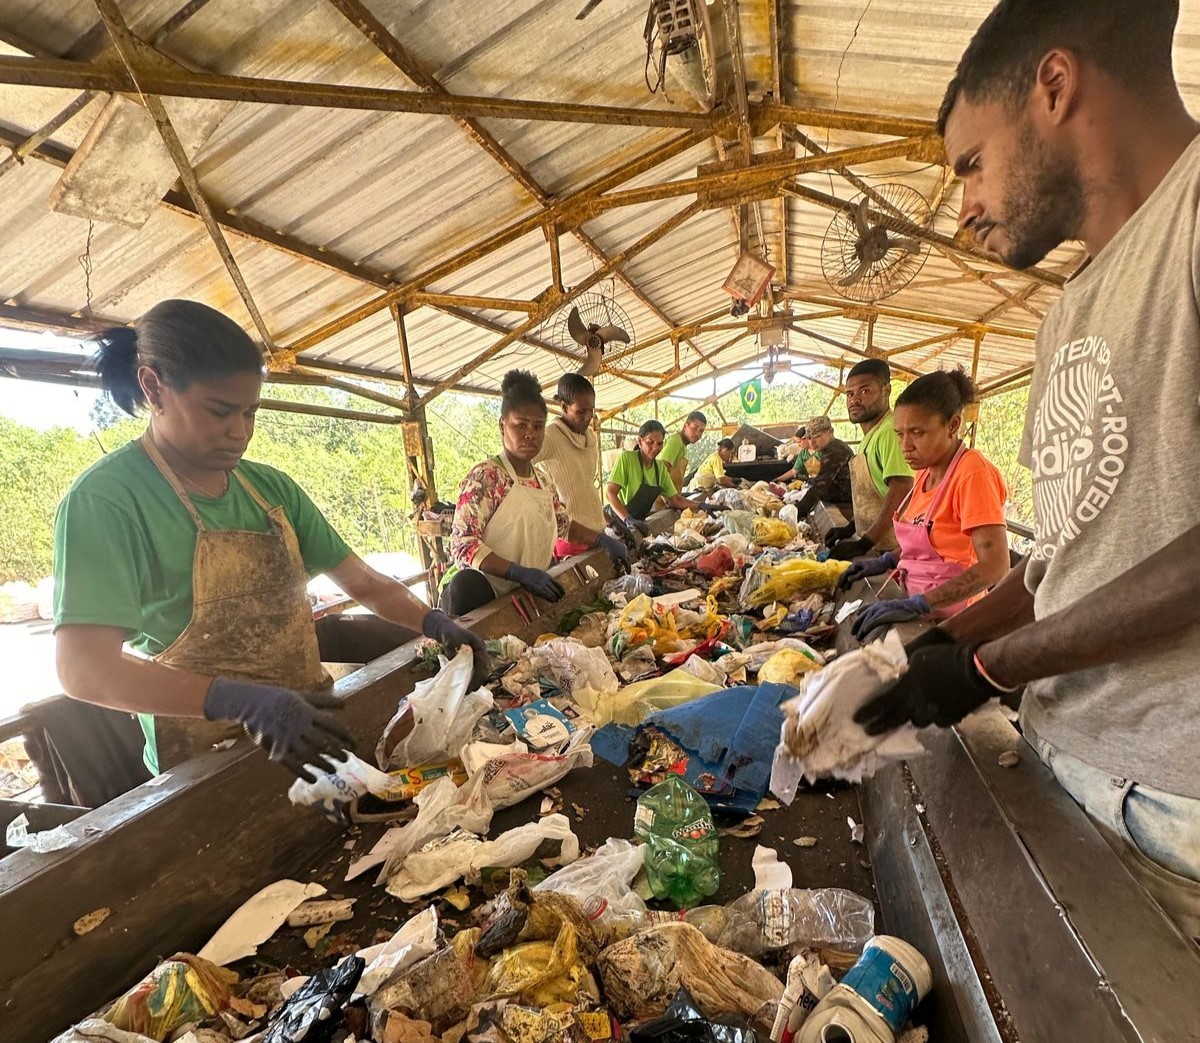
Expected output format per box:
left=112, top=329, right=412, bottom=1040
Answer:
left=53, top=300, right=487, bottom=778
left=605, top=419, right=716, bottom=536
left=843, top=370, right=1009, bottom=642
left=826, top=359, right=914, bottom=560
left=442, top=370, right=628, bottom=617
left=535, top=373, right=605, bottom=558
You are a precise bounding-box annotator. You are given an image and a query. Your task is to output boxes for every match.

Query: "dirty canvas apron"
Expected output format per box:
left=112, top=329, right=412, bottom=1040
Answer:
left=848, top=451, right=899, bottom=553
left=626, top=455, right=669, bottom=520
left=140, top=437, right=329, bottom=771
left=891, top=442, right=970, bottom=619
left=479, top=453, right=560, bottom=598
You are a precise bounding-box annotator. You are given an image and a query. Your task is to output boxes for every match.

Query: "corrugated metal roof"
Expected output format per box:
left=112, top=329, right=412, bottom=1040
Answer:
left=0, top=0, right=1195, bottom=412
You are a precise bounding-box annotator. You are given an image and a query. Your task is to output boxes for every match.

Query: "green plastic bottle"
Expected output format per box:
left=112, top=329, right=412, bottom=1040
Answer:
left=633, top=776, right=721, bottom=909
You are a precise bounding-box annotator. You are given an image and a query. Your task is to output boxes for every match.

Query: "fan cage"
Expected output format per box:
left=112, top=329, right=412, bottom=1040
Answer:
left=542, top=292, right=636, bottom=382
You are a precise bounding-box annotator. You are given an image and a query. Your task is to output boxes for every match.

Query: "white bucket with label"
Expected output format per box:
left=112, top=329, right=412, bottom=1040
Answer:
left=794, top=936, right=932, bottom=1043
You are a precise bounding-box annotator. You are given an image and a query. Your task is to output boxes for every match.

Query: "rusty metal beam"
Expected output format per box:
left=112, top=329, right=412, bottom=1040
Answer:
left=292, top=355, right=501, bottom=400
left=978, top=364, right=1035, bottom=398
left=279, top=128, right=712, bottom=357
left=769, top=0, right=790, bottom=287
left=420, top=203, right=702, bottom=406
left=430, top=305, right=582, bottom=365
left=883, top=328, right=968, bottom=358
left=778, top=292, right=1038, bottom=340
left=0, top=54, right=717, bottom=129
left=410, top=292, right=538, bottom=313
left=93, top=0, right=276, bottom=352
left=0, top=92, right=99, bottom=182
left=783, top=183, right=1065, bottom=288
left=390, top=303, right=417, bottom=407
left=324, top=0, right=719, bottom=376
left=593, top=137, right=930, bottom=213
left=0, top=302, right=113, bottom=335
left=754, top=100, right=935, bottom=138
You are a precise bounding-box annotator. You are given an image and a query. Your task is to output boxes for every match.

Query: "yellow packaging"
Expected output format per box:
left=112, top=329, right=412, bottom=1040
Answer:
left=381, top=761, right=468, bottom=800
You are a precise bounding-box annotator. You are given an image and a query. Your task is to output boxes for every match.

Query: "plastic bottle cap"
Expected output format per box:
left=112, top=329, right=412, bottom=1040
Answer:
left=583, top=896, right=608, bottom=920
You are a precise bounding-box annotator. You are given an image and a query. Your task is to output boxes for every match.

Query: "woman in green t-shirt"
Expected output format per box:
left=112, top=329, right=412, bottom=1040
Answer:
left=604, top=419, right=713, bottom=533
left=53, top=299, right=487, bottom=778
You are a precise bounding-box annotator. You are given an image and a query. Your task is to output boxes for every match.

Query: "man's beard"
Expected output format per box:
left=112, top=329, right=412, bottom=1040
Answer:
left=997, top=121, right=1085, bottom=270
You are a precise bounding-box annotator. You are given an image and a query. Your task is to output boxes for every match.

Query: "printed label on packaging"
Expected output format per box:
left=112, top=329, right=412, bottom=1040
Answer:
left=840, top=946, right=919, bottom=1033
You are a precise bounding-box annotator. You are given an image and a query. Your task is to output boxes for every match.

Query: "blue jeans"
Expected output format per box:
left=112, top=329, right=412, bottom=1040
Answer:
left=1029, top=731, right=1200, bottom=943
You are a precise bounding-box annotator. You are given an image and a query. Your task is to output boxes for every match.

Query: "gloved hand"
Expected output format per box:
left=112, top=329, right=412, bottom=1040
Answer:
left=204, top=678, right=353, bottom=782
left=853, top=640, right=1005, bottom=734
left=903, top=626, right=955, bottom=656
left=626, top=516, right=651, bottom=536
left=829, top=536, right=874, bottom=561
left=851, top=594, right=931, bottom=641
left=594, top=531, right=630, bottom=569
left=696, top=502, right=727, bottom=515
left=837, top=551, right=899, bottom=590
left=505, top=562, right=566, bottom=602
left=824, top=522, right=855, bottom=548
left=422, top=608, right=492, bottom=688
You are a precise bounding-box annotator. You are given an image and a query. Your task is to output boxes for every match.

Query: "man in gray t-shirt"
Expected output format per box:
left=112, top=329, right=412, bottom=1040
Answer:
left=853, top=0, right=1200, bottom=940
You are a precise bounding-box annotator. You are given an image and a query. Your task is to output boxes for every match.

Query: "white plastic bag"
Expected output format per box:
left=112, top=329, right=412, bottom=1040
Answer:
left=356, top=906, right=440, bottom=997
left=528, top=638, right=619, bottom=699
left=535, top=837, right=647, bottom=920
left=770, top=630, right=925, bottom=801
left=779, top=504, right=799, bottom=528
left=51, top=1021, right=158, bottom=1043
left=287, top=752, right=395, bottom=819
left=377, top=645, right=493, bottom=770
left=367, top=775, right=494, bottom=884
left=5, top=813, right=77, bottom=853
left=460, top=727, right=593, bottom=809
left=385, top=814, right=580, bottom=901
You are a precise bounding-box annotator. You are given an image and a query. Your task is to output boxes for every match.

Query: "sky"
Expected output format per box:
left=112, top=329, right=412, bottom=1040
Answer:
left=0, top=327, right=101, bottom=433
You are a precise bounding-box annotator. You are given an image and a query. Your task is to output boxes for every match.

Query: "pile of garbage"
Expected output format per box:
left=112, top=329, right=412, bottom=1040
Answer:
left=54, top=486, right=937, bottom=1043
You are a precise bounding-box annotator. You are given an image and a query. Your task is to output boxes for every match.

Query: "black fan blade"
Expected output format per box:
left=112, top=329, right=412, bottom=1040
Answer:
left=849, top=197, right=872, bottom=238
left=837, top=261, right=869, bottom=288
left=887, top=236, right=922, bottom=255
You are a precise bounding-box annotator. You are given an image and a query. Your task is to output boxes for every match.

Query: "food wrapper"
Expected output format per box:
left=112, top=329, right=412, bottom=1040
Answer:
left=104, top=954, right=236, bottom=1041
left=485, top=921, right=601, bottom=1008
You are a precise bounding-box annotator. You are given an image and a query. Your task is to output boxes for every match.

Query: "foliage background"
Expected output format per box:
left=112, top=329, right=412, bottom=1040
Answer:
left=0, top=375, right=1032, bottom=585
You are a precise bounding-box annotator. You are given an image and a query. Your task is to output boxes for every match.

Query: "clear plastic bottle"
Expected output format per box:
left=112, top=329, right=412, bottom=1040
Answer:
left=583, top=897, right=730, bottom=944
left=715, top=888, right=875, bottom=957
left=632, top=776, right=721, bottom=909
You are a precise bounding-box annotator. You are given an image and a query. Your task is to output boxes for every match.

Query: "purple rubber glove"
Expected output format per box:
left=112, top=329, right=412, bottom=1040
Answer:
left=504, top=562, right=566, bottom=602
left=204, top=678, right=353, bottom=782
left=851, top=593, right=932, bottom=642
left=838, top=551, right=899, bottom=590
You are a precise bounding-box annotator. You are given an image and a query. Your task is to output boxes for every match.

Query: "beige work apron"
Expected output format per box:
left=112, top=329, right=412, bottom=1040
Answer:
left=849, top=451, right=899, bottom=553
left=140, top=436, right=329, bottom=771
left=481, top=453, right=560, bottom=598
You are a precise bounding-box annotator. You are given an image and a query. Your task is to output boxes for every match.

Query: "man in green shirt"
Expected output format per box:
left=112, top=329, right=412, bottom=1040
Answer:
left=827, top=359, right=914, bottom=559
left=659, top=411, right=707, bottom=494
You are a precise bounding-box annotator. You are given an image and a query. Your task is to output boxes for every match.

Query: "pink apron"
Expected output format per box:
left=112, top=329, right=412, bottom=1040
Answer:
left=891, top=442, right=971, bottom=620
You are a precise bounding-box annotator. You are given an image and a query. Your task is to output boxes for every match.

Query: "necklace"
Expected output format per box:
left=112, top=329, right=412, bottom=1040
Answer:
left=178, top=470, right=230, bottom=498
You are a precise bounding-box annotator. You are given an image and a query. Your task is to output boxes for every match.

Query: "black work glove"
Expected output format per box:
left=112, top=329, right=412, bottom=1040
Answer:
left=205, top=679, right=353, bottom=783
left=626, top=516, right=651, bottom=536
left=422, top=608, right=492, bottom=688
left=829, top=536, right=875, bottom=561
left=696, top=502, right=728, bottom=515
left=903, top=626, right=955, bottom=656
left=853, top=641, right=1005, bottom=735
left=824, top=522, right=855, bottom=548
left=595, top=531, right=631, bottom=570
left=505, top=562, right=566, bottom=602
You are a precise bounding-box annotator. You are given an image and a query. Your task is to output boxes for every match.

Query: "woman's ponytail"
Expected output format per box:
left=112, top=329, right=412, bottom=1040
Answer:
left=92, top=327, right=143, bottom=416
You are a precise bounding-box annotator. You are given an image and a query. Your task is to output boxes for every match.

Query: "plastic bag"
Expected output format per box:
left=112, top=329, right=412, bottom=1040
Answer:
left=758, top=649, right=822, bottom=686
left=716, top=888, right=876, bottom=956
left=535, top=837, right=646, bottom=917
left=287, top=752, right=397, bottom=821
left=604, top=574, right=654, bottom=603
left=477, top=870, right=600, bottom=960
left=628, top=987, right=758, bottom=1042
left=385, top=814, right=580, bottom=901
left=744, top=557, right=848, bottom=607
left=770, top=630, right=926, bottom=801
left=460, top=727, right=594, bottom=809
left=104, top=954, right=236, bottom=1041
left=262, top=956, right=362, bottom=1043
left=378, top=645, right=494, bottom=770
left=5, top=813, right=77, bottom=852
left=752, top=517, right=797, bottom=548
left=674, top=510, right=708, bottom=536
left=485, top=921, right=600, bottom=1008
left=721, top=511, right=756, bottom=538
left=357, top=907, right=441, bottom=997
left=779, top=504, right=800, bottom=529
left=577, top=669, right=720, bottom=728
left=528, top=638, right=619, bottom=699
left=369, top=946, right=476, bottom=1037
left=598, top=923, right=783, bottom=1034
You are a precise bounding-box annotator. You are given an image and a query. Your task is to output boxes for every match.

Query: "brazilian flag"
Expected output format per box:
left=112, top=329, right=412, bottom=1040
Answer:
left=739, top=377, right=762, bottom=414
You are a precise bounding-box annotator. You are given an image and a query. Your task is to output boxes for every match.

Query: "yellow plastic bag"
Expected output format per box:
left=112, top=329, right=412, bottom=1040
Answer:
left=752, top=517, right=797, bottom=547
left=674, top=509, right=708, bottom=535
left=485, top=922, right=600, bottom=1008
left=614, top=595, right=687, bottom=655
left=759, top=648, right=823, bottom=685
left=104, top=953, right=236, bottom=1041
left=676, top=596, right=726, bottom=642
left=579, top=668, right=722, bottom=727
left=745, top=558, right=849, bottom=607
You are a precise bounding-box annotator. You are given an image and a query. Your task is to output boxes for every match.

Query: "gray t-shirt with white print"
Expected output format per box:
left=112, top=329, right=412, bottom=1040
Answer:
left=1018, top=135, right=1200, bottom=798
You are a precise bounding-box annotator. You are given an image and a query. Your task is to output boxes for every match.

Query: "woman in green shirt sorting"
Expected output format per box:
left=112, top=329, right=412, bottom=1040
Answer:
left=53, top=300, right=486, bottom=778
left=605, top=419, right=715, bottom=534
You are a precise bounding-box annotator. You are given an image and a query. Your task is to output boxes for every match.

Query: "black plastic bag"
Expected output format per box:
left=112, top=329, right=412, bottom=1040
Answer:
left=629, top=988, right=760, bottom=1043
left=262, top=955, right=365, bottom=1043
